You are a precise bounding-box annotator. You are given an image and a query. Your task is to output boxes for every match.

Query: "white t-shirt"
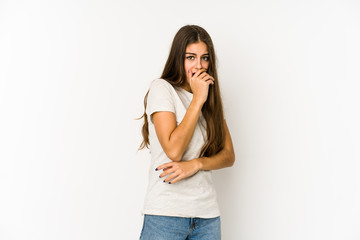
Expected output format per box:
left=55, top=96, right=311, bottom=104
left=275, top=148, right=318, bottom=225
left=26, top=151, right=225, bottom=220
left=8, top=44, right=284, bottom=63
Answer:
left=141, top=78, right=220, bottom=218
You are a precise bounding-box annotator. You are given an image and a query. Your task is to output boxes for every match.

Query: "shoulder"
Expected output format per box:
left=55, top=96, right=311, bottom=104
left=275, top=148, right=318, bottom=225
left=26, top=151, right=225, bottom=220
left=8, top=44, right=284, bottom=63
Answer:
left=150, top=78, right=173, bottom=89
left=146, top=79, right=176, bottom=115
left=148, top=78, right=175, bottom=95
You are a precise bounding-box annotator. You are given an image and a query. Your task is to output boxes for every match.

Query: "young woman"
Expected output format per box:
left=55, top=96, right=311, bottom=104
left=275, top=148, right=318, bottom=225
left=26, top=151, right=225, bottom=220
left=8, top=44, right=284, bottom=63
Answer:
left=138, top=25, right=235, bottom=240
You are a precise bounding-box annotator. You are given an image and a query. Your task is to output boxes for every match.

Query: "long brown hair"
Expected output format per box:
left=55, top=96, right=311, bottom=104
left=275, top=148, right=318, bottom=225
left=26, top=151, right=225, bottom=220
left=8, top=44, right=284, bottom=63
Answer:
left=138, top=25, right=226, bottom=157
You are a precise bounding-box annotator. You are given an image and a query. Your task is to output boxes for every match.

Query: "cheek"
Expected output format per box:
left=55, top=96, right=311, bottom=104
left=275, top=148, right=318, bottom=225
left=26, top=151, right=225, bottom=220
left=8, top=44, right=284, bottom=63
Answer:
left=184, top=61, right=193, bottom=71
left=203, top=61, right=210, bottom=69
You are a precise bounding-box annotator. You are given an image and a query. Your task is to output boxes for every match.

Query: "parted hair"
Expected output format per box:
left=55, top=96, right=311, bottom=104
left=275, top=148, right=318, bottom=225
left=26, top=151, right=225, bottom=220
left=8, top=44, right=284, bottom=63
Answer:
left=138, top=25, right=226, bottom=158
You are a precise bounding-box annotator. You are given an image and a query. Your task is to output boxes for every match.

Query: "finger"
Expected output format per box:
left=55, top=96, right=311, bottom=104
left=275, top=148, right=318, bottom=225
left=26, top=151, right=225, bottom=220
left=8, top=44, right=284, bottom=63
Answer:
left=207, top=79, right=215, bottom=85
left=204, top=73, right=214, bottom=81
left=193, top=68, right=207, bottom=79
left=155, top=162, right=172, bottom=171
left=205, top=77, right=215, bottom=84
left=198, top=70, right=208, bottom=79
left=200, top=74, right=214, bottom=82
left=200, top=73, right=214, bottom=81
left=163, top=171, right=180, bottom=183
left=188, top=69, right=194, bottom=88
left=196, top=72, right=208, bottom=82
left=159, top=167, right=175, bottom=178
left=168, top=175, right=183, bottom=184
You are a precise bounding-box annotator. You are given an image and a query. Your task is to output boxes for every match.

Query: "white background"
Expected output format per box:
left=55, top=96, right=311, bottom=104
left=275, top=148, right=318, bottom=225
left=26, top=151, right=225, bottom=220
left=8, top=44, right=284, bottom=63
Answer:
left=1, top=0, right=359, bottom=239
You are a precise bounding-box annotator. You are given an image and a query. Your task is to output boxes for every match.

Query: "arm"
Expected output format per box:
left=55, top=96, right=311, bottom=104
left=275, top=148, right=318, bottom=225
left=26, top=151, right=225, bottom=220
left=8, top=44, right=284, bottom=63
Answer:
left=156, top=119, right=235, bottom=184
left=196, top=119, right=235, bottom=170
left=152, top=69, right=214, bottom=162
left=152, top=98, right=204, bottom=162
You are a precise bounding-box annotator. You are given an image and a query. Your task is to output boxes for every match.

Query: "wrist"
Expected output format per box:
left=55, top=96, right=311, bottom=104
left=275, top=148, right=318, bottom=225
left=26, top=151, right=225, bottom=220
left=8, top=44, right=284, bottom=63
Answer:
left=195, top=157, right=204, bottom=171
left=191, top=97, right=204, bottom=108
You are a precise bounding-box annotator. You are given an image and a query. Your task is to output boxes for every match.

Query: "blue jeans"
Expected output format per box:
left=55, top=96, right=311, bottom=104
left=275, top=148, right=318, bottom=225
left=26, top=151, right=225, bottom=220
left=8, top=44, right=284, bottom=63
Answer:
left=139, top=214, right=221, bottom=240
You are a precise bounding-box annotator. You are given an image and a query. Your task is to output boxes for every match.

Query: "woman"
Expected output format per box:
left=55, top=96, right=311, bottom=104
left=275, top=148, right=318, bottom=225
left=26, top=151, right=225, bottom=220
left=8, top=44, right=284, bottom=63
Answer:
left=138, top=25, right=235, bottom=240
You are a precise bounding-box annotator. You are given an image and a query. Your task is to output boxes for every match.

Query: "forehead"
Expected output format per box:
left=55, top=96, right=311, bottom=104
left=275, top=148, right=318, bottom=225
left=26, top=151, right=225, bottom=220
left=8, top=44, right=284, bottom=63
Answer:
left=185, top=41, right=208, bottom=54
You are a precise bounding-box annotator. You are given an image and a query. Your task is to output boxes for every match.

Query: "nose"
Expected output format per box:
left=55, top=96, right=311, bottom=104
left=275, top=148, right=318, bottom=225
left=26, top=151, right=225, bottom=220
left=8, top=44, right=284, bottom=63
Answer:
left=195, top=57, right=203, bottom=70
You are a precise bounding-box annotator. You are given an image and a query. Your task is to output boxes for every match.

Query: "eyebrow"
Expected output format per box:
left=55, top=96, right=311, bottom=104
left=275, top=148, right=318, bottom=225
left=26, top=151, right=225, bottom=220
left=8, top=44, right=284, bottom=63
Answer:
left=185, top=52, right=209, bottom=56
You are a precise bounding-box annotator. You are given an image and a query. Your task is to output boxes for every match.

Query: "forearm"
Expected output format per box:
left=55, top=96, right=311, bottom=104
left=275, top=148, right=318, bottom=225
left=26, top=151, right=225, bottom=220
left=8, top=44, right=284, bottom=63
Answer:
left=196, top=148, right=235, bottom=171
left=168, top=99, right=203, bottom=161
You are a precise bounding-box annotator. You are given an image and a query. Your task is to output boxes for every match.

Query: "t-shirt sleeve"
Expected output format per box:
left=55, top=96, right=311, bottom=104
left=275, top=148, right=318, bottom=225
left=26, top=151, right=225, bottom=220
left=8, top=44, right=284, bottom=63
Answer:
left=146, top=79, right=176, bottom=123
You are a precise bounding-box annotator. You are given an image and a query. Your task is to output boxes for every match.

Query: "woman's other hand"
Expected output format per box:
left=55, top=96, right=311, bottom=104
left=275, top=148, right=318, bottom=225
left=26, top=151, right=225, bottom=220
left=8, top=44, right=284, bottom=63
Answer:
left=188, top=69, right=214, bottom=105
left=156, top=159, right=201, bottom=184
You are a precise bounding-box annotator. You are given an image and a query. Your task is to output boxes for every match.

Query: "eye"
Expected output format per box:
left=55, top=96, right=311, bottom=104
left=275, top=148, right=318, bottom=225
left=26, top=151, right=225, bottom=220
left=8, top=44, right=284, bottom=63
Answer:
left=202, top=56, right=210, bottom=61
left=186, top=56, right=195, bottom=60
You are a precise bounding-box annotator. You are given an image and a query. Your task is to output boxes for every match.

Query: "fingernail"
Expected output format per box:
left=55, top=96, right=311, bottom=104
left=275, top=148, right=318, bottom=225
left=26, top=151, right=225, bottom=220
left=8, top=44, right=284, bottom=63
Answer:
left=169, top=182, right=171, bottom=184
left=159, top=175, right=161, bottom=178
left=155, top=168, right=158, bottom=171
left=163, top=180, right=165, bottom=182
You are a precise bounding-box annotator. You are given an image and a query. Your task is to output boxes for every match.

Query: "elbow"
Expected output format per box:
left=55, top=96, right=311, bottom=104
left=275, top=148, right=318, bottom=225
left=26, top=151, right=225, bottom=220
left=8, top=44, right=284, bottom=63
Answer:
left=228, top=150, right=235, bottom=167
left=165, top=150, right=183, bottom=162
left=161, top=142, right=183, bottom=162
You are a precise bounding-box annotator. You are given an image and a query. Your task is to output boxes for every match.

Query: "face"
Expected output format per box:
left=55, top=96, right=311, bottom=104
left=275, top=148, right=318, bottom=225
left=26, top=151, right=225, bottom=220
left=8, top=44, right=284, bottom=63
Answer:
left=184, top=41, right=210, bottom=84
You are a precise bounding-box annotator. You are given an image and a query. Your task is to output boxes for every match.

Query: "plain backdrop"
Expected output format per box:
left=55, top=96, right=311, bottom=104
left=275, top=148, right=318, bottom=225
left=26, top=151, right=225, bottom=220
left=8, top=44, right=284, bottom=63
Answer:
left=0, top=0, right=359, bottom=239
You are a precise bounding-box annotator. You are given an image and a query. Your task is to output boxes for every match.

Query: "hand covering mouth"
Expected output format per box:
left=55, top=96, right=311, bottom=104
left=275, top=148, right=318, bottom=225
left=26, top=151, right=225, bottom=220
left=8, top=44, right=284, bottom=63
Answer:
left=191, top=69, right=207, bottom=77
